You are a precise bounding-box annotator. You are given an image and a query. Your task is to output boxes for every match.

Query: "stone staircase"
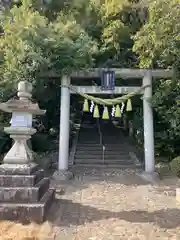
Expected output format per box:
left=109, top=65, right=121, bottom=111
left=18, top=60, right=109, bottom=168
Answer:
left=0, top=164, right=55, bottom=223
left=74, top=121, right=137, bottom=167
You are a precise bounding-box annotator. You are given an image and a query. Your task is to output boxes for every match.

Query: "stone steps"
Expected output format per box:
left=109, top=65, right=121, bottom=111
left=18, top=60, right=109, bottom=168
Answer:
left=75, top=158, right=133, bottom=165
left=75, top=155, right=130, bottom=160
left=76, top=148, right=130, bottom=154
left=0, top=189, right=55, bottom=223
left=74, top=124, right=136, bottom=167
left=74, top=163, right=137, bottom=168
left=77, top=143, right=129, bottom=148
left=75, top=160, right=134, bottom=165
left=0, top=178, right=50, bottom=203
left=0, top=169, right=44, bottom=187
left=75, top=154, right=131, bottom=160
left=0, top=163, right=55, bottom=223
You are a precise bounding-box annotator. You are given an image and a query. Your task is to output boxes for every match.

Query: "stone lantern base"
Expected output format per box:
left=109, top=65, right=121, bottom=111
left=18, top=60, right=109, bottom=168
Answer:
left=0, top=163, right=55, bottom=223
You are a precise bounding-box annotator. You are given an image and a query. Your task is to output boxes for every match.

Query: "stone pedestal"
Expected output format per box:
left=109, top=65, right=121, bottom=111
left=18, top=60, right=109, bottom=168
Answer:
left=0, top=163, right=55, bottom=223
left=3, top=127, right=36, bottom=164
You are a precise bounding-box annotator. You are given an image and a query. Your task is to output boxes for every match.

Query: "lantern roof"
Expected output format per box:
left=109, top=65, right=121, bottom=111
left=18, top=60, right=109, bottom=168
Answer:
left=0, top=81, right=45, bottom=115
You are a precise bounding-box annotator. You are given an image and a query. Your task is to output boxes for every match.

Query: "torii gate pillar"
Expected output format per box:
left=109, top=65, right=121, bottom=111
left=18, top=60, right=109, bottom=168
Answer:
left=143, top=70, right=155, bottom=173
left=53, top=75, right=73, bottom=181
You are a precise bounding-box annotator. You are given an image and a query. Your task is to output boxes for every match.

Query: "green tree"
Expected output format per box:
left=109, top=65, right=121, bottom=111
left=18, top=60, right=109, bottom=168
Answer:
left=0, top=0, right=97, bottom=91
left=0, top=0, right=97, bottom=137
left=97, top=0, right=148, bottom=67
left=133, top=0, right=180, bottom=157
left=133, top=0, right=180, bottom=69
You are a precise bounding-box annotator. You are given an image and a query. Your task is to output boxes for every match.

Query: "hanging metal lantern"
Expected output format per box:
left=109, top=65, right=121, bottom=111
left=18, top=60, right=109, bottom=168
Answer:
left=101, top=70, right=115, bottom=90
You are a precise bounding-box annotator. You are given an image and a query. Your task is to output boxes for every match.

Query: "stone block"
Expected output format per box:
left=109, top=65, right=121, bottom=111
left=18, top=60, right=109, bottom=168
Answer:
left=0, top=163, right=38, bottom=175
left=0, top=163, right=55, bottom=222
left=0, top=189, right=55, bottom=223
left=0, top=178, right=50, bottom=203
left=0, top=169, right=44, bottom=187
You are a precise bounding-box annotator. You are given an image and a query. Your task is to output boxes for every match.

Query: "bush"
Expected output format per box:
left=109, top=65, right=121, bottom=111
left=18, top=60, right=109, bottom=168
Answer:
left=31, top=133, right=51, bottom=152
left=169, top=156, right=180, bottom=178
left=0, top=131, right=12, bottom=155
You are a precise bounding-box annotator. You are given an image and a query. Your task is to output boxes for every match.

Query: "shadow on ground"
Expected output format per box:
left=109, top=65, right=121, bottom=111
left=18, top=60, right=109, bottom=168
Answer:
left=48, top=198, right=180, bottom=229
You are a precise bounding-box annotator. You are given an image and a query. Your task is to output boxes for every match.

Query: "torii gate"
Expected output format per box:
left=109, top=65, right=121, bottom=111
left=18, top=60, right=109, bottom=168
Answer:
left=53, top=68, right=173, bottom=180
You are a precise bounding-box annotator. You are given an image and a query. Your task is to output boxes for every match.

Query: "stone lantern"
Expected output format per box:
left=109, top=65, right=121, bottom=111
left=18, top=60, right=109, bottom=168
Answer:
left=0, top=81, right=55, bottom=223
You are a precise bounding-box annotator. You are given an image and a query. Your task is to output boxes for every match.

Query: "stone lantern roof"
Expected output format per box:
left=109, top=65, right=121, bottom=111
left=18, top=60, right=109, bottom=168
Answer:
left=0, top=81, right=46, bottom=115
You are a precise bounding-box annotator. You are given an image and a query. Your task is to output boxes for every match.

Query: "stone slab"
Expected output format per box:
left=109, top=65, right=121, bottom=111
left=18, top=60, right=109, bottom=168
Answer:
left=0, top=178, right=49, bottom=203
left=0, top=169, right=44, bottom=187
left=0, top=189, right=55, bottom=223
left=0, top=163, right=38, bottom=175
left=53, top=170, right=74, bottom=181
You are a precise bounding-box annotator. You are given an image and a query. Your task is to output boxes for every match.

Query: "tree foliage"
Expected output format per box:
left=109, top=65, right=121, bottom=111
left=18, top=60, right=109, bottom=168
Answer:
left=0, top=0, right=97, bottom=134
left=98, top=0, right=147, bottom=67
left=0, top=0, right=97, bottom=90
left=133, top=0, right=180, bottom=69
left=133, top=0, right=180, bottom=157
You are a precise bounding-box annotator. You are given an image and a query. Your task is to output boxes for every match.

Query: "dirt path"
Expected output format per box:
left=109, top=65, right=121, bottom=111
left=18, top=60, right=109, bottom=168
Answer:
left=49, top=167, right=179, bottom=240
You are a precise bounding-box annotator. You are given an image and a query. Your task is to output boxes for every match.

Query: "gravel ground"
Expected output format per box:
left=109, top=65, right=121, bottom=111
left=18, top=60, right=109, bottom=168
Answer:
left=48, top=167, right=180, bottom=240
left=0, top=167, right=179, bottom=240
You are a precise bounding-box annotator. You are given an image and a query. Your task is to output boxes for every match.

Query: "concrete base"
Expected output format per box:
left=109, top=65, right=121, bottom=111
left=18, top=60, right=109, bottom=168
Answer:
left=138, top=171, right=159, bottom=183
left=53, top=170, right=74, bottom=181
left=0, top=163, right=55, bottom=223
